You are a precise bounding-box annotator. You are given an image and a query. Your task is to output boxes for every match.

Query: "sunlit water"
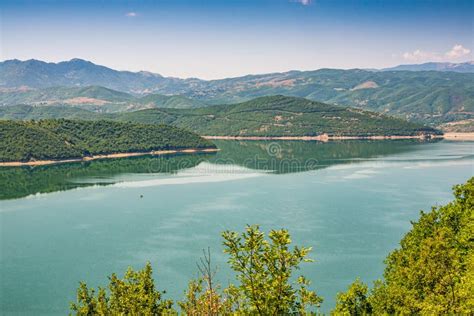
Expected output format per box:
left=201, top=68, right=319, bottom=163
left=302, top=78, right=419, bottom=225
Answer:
left=1, top=140, right=473, bottom=314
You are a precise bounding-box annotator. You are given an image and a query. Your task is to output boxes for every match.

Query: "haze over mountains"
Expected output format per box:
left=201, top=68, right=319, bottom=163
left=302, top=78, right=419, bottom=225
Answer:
left=381, top=61, right=474, bottom=72
left=1, top=59, right=473, bottom=131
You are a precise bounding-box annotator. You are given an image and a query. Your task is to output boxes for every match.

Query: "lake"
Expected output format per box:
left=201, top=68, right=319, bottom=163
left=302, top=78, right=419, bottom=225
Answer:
left=0, top=139, right=473, bottom=314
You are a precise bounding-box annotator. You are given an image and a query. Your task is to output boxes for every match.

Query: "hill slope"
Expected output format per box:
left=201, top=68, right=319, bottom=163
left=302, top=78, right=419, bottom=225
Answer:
left=113, top=96, right=440, bottom=137
left=0, top=86, right=205, bottom=112
left=0, top=119, right=215, bottom=162
left=0, top=59, right=167, bottom=93
left=2, top=59, right=472, bottom=125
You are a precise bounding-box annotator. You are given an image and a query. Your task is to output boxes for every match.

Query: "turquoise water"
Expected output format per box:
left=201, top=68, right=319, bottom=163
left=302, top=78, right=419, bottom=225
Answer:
left=0, top=140, right=473, bottom=314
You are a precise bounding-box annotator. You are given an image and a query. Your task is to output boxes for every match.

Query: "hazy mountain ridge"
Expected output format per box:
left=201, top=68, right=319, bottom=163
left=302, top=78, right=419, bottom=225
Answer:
left=382, top=61, right=474, bottom=72
left=0, top=59, right=166, bottom=93
left=1, top=59, right=473, bottom=127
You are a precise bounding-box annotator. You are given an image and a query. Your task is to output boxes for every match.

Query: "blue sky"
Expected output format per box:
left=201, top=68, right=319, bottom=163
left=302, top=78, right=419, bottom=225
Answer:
left=1, top=0, right=473, bottom=79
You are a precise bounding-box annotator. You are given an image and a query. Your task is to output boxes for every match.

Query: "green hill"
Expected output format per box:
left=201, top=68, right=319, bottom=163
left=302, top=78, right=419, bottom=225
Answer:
left=0, top=96, right=440, bottom=137
left=0, top=86, right=206, bottom=113
left=0, top=86, right=133, bottom=105
left=179, top=69, right=473, bottom=126
left=137, top=94, right=207, bottom=109
left=114, top=95, right=441, bottom=137
left=0, top=104, right=97, bottom=120
left=0, top=119, right=215, bottom=162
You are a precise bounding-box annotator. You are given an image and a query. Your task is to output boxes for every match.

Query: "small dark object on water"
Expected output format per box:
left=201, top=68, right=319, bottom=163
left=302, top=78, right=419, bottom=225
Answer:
left=140, top=195, right=143, bottom=198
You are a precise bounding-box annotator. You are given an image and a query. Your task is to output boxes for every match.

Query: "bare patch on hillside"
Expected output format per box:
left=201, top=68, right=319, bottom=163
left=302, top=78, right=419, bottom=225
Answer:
left=63, top=97, right=109, bottom=105
left=439, top=119, right=474, bottom=132
left=351, top=81, right=379, bottom=91
left=255, top=79, right=296, bottom=88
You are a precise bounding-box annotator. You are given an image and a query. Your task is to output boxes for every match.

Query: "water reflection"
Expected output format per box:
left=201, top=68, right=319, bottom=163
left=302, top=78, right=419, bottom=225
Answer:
left=0, top=139, right=442, bottom=200
left=210, top=139, right=441, bottom=173
left=0, top=154, right=213, bottom=200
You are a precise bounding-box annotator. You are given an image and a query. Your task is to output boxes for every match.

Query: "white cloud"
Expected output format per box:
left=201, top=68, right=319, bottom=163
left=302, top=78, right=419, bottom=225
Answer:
left=291, top=0, right=312, bottom=5
left=402, top=44, right=471, bottom=62
left=125, top=12, right=138, bottom=17
left=402, top=49, right=439, bottom=62
left=445, top=44, right=470, bottom=59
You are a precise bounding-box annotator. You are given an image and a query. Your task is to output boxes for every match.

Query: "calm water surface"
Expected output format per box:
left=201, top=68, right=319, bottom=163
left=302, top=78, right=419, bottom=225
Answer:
left=1, top=140, right=473, bottom=314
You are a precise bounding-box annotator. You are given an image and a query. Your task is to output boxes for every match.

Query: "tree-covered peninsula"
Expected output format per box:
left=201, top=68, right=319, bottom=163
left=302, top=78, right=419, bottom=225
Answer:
left=0, top=119, right=216, bottom=163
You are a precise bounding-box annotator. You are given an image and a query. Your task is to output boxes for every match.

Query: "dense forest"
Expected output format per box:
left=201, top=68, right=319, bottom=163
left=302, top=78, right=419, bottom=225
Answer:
left=1, top=96, right=442, bottom=137
left=113, top=96, right=441, bottom=137
left=70, top=177, right=473, bottom=314
left=0, top=119, right=215, bottom=162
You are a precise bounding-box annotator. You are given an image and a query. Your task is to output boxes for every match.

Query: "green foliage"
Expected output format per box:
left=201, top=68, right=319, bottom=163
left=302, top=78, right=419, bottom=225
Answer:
left=334, top=177, right=474, bottom=315
left=0, top=119, right=215, bottom=162
left=178, top=275, right=233, bottom=315
left=114, top=96, right=440, bottom=137
left=70, top=262, right=175, bottom=315
left=332, top=278, right=372, bottom=316
left=221, top=225, right=323, bottom=314
left=1, top=96, right=441, bottom=137
left=0, top=119, right=85, bottom=162
left=71, top=226, right=322, bottom=315
left=177, top=226, right=323, bottom=315
left=138, top=94, right=207, bottom=109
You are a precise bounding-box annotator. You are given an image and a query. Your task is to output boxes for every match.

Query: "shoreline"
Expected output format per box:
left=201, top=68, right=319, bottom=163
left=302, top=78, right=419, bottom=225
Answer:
left=441, top=132, right=474, bottom=141
left=203, top=132, right=474, bottom=141
left=0, top=148, right=219, bottom=167
left=2, top=132, right=473, bottom=167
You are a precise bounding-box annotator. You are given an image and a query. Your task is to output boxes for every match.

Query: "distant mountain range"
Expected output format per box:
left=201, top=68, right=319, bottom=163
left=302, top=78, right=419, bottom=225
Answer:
left=0, top=59, right=168, bottom=93
left=382, top=61, right=474, bottom=73
left=1, top=59, right=473, bottom=130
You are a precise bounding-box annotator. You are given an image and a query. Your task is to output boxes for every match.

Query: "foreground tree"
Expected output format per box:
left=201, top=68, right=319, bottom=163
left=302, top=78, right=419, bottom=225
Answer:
left=333, top=177, right=474, bottom=315
left=70, top=178, right=473, bottom=314
left=221, top=225, right=323, bottom=315
left=331, top=278, right=371, bottom=316
left=70, top=262, right=175, bottom=315
left=71, top=226, right=321, bottom=315
left=178, top=248, right=233, bottom=315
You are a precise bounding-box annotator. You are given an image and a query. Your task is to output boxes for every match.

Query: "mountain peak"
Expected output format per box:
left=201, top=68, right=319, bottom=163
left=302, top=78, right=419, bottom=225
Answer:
left=64, top=58, right=94, bottom=65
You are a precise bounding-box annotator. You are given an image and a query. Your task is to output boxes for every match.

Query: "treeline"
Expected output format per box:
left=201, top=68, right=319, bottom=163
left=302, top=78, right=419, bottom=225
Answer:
left=70, top=177, right=473, bottom=315
left=0, top=119, right=215, bottom=162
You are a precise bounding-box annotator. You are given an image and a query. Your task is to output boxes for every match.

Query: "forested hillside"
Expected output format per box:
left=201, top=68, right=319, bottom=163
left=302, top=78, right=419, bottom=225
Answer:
left=333, top=177, right=473, bottom=314
left=0, top=119, right=215, bottom=162
left=2, top=59, right=473, bottom=127
left=0, top=96, right=441, bottom=137
left=113, top=96, right=440, bottom=137
left=0, top=86, right=205, bottom=112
